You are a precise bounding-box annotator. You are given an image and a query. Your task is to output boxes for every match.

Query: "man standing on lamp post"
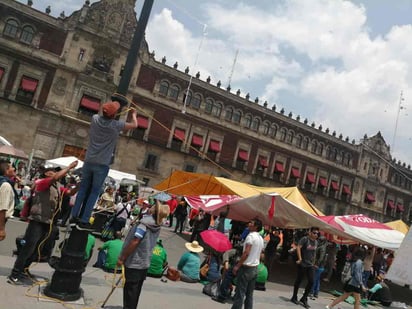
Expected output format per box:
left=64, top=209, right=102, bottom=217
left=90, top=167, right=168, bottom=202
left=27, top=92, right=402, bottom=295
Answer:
left=70, top=94, right=138, bottom=227
left=231, top=218, right=264, bottom=309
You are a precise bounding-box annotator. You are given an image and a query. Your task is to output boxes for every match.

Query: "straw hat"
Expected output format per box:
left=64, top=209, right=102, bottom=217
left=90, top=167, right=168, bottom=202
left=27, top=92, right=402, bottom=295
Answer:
left=185, top=241, right=204, bottom=253
left=154, top=200, right=170, bottom=225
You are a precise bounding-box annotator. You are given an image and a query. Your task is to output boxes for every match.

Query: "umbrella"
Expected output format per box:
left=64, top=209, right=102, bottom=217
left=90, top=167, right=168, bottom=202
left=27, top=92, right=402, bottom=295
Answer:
left=0, top=145, right=28, bottom=159
left=153, top=191, right=171, bottom=202
left=200, top=229, right=232, bottom=253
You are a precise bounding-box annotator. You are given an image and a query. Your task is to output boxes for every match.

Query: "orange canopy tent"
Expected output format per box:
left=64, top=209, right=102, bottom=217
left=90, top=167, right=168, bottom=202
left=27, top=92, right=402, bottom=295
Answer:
left=155, top=170, right=323, bottom=216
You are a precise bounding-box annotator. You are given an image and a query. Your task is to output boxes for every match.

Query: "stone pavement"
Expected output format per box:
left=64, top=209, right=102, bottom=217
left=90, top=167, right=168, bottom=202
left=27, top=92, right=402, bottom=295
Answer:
left=0, top=219, right=407, bottom=308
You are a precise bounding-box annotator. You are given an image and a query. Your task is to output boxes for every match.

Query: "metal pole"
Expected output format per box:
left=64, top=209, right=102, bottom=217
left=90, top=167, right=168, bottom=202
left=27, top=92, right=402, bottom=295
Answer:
left=117, top=0, right=154, bottom=95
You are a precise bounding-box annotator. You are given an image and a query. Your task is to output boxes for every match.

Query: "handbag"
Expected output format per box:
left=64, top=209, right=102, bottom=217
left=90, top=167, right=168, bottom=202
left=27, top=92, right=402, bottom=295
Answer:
left=200, top=263, right=210, bottom=278
left=202, top=280, right=221, bottom=297
left=166, top=266, right=181, bottom=281
left=101, top=216, right=115, bottom=240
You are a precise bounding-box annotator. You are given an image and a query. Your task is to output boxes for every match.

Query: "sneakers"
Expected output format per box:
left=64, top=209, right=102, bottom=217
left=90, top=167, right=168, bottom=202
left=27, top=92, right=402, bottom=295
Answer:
left=325, top=306, right=332, bottom=309
left=75, top=222, right=93, bottom=231
left=7, top=275, right=32, bottom=286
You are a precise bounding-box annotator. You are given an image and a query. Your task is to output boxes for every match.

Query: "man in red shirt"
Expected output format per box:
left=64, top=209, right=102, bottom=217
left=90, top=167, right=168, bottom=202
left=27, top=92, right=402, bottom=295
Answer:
left=8, top=160, right=78, bottom=286
left=166, top=195, right=178, bottom=227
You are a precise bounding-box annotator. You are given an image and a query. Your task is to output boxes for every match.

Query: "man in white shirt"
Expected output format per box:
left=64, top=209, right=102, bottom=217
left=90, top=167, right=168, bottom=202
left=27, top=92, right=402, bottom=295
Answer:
left=0, top=159, right=17, bottom=241
left=231, top=218, right=264, bottom=309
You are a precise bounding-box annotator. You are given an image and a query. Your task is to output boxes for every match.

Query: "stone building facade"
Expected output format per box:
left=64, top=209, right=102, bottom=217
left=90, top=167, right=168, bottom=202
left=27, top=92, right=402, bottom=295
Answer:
left=0, top=0, right=411, bottom=223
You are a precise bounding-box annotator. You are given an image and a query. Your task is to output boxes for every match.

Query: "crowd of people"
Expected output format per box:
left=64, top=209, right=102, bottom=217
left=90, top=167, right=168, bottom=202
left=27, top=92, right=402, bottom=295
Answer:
left=0, top=95, right=400, bottom=309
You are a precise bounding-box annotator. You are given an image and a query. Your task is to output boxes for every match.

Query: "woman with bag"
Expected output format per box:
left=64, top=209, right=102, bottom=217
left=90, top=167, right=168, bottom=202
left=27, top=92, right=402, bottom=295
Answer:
left=200, top=250, right=222, bottom=282
left=112, top=196, right=131, bottom=233
left=326, top=248, right=366, bottom=309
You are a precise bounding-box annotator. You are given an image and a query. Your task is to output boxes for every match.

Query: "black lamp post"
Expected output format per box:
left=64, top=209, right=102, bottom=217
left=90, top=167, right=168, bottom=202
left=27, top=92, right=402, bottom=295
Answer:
left=44, top=0, right=154, bottom=301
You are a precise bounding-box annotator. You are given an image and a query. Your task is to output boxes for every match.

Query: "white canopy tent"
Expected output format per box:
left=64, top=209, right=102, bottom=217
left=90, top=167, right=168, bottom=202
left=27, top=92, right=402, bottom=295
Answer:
left=386, top=227, right=412, bottom=285
left=45, top=156, right=136, bottom=182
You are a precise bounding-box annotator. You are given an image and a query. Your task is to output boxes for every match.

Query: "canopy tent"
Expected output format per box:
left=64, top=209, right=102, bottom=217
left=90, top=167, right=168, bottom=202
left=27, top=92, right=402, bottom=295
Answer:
left=0, top=144, right=28, bottom=159
left=46, top=156, right=136, bottom=182
left=386, top=227, right=412, bottom=285
left=384, top=219, right=410, bottom=235
left=316, top=215, right=405, bottom=250
left=185, top=193, right=404, bottom=250
left=155, top=170, right=323, bottom=216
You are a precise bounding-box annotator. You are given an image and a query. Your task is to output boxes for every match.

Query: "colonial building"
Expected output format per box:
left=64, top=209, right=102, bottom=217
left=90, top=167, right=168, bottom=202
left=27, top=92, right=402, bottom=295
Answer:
left=0, top=0, right=411, bottom=223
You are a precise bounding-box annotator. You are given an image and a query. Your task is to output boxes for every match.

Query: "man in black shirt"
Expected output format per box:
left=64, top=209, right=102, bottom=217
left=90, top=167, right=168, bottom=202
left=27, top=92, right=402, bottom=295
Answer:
left=291, top=227, right=319, bottom=308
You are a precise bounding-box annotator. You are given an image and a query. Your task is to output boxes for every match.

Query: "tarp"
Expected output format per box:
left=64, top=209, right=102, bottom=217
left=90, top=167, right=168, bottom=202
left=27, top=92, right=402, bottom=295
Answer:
left=155, top=170, right=323, bottom=216
left=386, top=227, right=412, bottom=285
left=46, top=156, right=136, bottom=182
left=185, top=193, right=404, bottom=250
left=316, top=215, right=405, bottom=250
left=384, top=219, right=410, bottom=235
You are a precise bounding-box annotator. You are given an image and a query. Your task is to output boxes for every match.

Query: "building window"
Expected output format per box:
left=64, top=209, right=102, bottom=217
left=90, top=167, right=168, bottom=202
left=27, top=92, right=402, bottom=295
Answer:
left=364, top=191, right=375, bottom=204
left=251, top=118, right=259, bottom=131
left=78, top=48, right=86, bottom=61
left=212, top=102, right=222, bottom=117
left=317, top=177, right=327, bottom=194
left=184, top=163, right=196, bottom=173
left=144, top=154, right=157, bottom=171
left=302, top=137, right=309, bottom=150
left=3, top=19, right=19, bottom=38
left=225, top=107, right=233, bottom=121
left=78, top=95, right=100, bottom=116
left=159, top=81, right=169, bottom=96
left=236, top=149, right=249, bottom=170
left=317, top=143, right=324, bottom=156
left=131, top=116, right=149, bottom=140
left=269, top=126, right=277, bottom=138
left=296, top=135, right=302, bottom=148
left=16, top=76, right=38, bottom=105
left=286, top=131, right=294, bottom=143
left=169, top=85, right=179, bottom=100
left=262, top=122, right=270, bottom=135
left=205, top=98, right=213, bottom=114
left=142, top=177, right=150, bottom=186
left=311, top=140, right=317, bottom=153
left=183, top=90, right=192, bottom=106
left=20, top=25, right=35, bottom=44
left=329, top=180, right=339, bottom=198
left=244, top=115, right=252, bottom=128
left=280, top=128, right=287, bottom=141
left=191, top=94, right=201, bottom=109
left=233, top=110, right=241, bottom=124
left=171, top=128, right=185, bottom=151
left=63, top=144, right=86, bottom=160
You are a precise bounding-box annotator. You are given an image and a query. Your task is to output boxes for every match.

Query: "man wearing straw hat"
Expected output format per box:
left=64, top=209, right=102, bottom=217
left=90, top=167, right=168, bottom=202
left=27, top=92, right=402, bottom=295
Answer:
left=117, top=201, right=170, bottom=309
left=71, top=94, right=137, bottom=227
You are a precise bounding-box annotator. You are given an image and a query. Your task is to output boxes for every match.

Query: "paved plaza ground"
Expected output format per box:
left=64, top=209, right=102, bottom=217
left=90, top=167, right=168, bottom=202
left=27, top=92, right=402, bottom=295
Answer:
left=0, top=219, right=410, bottom=308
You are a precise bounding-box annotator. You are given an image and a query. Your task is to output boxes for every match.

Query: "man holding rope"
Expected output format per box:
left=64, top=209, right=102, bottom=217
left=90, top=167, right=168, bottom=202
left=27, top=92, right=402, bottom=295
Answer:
left=8, top=160, right=78, bottom=285
left=71, top=94, right=137, bottom=227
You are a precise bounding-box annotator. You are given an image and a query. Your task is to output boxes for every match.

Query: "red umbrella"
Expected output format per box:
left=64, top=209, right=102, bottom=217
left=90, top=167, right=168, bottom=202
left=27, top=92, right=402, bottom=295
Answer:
left=200, top=229, right=232, bottom=253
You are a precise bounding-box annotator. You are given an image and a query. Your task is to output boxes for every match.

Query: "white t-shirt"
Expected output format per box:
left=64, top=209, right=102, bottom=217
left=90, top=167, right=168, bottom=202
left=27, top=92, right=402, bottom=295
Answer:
left=0, top=182, right=15, bottom=219
left=243, top=231, right=264, bottom=267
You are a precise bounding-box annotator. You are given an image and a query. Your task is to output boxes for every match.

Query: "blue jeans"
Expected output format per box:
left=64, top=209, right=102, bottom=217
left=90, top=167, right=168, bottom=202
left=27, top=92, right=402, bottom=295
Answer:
left=311, top=267, right=324, bottom=296
left=71, top=162, right=109, bottom=223
left=231, top=265, right=258, bottom=309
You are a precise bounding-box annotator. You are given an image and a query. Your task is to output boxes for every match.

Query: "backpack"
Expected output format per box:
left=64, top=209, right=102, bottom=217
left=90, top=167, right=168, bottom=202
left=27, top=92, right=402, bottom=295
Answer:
left=341, top=261, right=352, bottom=283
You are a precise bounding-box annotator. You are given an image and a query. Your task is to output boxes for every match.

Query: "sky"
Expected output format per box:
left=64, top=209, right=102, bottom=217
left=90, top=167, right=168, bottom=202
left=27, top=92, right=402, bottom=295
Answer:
left=21, top=0, right=412, bottom=164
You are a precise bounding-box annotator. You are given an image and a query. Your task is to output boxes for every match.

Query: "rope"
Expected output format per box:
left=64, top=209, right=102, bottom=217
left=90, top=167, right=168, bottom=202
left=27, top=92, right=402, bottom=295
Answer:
left=111, top=93, right=235, bottom=178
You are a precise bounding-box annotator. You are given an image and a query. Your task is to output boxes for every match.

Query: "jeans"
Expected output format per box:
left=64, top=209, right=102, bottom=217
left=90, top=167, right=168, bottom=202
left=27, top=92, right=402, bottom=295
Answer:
left=292, top=265, right=314, bottom=302
left=11, top=220, right=50, bottom=277
left=231, top=265, right=258, bottom=309
left=363, top=270, right=371, bottom=287
left=174, top=215, right=185, bottom=233
left=311, top=267, right=324, bottom=296
left=123, top=267, right=147, bottom=309
left=71, top=162, right=109, bottom=223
